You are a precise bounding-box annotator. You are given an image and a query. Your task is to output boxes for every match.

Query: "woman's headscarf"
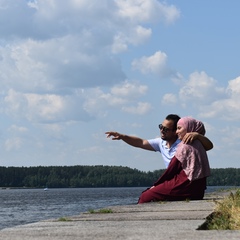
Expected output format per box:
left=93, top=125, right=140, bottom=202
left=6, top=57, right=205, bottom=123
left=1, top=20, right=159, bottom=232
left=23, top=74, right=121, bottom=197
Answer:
left=177, top=117, right=206, bottom=135
left=175, top=117, right=210, bottom=181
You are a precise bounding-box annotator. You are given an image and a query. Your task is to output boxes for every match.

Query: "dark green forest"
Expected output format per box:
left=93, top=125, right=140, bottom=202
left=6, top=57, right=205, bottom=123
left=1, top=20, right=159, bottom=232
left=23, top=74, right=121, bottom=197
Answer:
left=0, top=165, right=239, bottom=188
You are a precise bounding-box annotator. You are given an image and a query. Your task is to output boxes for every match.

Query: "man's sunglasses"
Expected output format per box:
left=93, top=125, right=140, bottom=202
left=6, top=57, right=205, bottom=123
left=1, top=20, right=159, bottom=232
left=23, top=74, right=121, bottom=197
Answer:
left=158, top=124, right=174, bottom=133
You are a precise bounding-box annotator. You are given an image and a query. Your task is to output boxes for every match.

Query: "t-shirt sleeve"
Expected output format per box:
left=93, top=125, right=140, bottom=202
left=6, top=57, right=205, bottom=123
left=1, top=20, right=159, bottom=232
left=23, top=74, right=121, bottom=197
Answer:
left=147, top=138, right=161, bottom=152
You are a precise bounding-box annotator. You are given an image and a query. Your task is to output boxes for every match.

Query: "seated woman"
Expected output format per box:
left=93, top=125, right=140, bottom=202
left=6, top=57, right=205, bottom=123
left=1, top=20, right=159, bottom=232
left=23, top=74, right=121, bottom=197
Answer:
left=138, top=117, right=211, bottom=203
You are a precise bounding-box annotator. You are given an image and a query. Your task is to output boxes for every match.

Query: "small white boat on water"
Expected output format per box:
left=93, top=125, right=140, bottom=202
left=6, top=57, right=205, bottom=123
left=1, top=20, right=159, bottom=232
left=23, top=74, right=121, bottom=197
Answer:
left=44, top=187, right=48, bottom=191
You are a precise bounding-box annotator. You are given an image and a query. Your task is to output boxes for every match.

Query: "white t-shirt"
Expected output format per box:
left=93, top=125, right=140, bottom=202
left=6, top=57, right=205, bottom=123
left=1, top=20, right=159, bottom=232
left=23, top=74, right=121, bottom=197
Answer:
left=147, top=138, right=181, bottom=168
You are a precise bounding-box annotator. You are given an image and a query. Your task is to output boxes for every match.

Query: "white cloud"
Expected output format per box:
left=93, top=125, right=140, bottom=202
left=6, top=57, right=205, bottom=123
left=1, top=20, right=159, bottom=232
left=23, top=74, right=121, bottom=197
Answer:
left=161, top=93, right=177, bottom=105
left=132, top=51, right=171, bottom=77
left=5, top=137, right=23, bottom=151
left=111, top=81, right=148, bottom=97
left=83, top=81, right=149, bottom=117
left=4, top=89, right=64, bottom=121
left=115, top=0, right=180, bottom=24
left=3, top=89, right=93, bottom=123
left=111, top=25, right=152, bottom=53
left=227, top=76, right=240, bottom=96
left=199, top=76, right=240, bottom=120
left=3, top=89, right=27, bottom=116
left=111, top=34, right=128, bottom=54
left=2, top=80, right=149, bottom=123
left=0, top=0, right=180, bottom=126
left=179, top=71, right=225, bottom=104
left=0, top=37, right=126, bottom=93
left=129, top=25, right=152, bottom=45
left=8, top=125, right=28, bottom=133
left=164, top=71, right=240, bottom=122
left=25, top=93, right=64, bottom=121
left=122, top=102, right=152, bottom=115
left=209, top=125, right=240, bottom=162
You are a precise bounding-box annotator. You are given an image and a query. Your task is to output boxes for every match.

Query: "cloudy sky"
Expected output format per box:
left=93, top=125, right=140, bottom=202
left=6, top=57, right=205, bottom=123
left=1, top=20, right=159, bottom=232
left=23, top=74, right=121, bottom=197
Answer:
left=0, top=0, right=239, bottom=171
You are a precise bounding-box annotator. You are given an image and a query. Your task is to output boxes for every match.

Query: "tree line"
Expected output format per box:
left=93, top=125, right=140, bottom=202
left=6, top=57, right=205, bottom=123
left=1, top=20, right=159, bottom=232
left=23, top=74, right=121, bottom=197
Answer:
left=0, top=165, right=239, bottom=188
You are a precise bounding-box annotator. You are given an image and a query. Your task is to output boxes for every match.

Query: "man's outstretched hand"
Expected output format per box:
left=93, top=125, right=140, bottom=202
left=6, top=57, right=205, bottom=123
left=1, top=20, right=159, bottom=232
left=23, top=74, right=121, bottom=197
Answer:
left=105, top=131, right=122, bottom=140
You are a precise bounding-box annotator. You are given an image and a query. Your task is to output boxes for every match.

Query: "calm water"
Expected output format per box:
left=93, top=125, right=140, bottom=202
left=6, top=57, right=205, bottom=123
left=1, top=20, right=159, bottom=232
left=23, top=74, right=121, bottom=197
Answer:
left=0, top=186, right=234, bottom=230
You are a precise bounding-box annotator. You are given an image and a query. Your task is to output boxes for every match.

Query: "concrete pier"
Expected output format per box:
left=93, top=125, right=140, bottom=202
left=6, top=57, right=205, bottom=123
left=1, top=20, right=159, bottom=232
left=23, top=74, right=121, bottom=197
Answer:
left=0, top=190, right=240, bottom=240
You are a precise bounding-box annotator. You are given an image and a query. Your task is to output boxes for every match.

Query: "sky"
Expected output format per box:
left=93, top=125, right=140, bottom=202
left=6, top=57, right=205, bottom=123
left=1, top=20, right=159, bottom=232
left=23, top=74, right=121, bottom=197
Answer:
left=0, top=0, right=239, bottom=171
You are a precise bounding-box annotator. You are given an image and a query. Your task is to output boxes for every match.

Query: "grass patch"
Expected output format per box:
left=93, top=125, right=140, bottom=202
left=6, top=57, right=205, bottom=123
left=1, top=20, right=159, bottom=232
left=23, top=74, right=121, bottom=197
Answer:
left=58, top=217, right=72, bottom=221
left=198, top=189, right=240, bottom=230
left=88, top=208, right=113, bottom=214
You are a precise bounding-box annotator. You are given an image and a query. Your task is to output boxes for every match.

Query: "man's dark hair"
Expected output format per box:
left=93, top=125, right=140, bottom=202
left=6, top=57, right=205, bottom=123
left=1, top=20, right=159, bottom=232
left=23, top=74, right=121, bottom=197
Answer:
left=165, top=114, right=180, bottom=131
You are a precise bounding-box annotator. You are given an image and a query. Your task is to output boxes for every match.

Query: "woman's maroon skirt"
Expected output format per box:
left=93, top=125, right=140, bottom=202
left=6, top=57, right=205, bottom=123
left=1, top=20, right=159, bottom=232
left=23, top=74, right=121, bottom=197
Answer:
left=138, top=156, right=207, bottom=203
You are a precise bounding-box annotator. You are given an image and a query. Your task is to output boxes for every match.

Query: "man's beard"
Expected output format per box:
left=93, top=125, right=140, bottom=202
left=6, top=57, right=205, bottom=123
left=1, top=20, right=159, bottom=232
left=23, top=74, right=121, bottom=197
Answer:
left=161, top=134, right=168, bottom=141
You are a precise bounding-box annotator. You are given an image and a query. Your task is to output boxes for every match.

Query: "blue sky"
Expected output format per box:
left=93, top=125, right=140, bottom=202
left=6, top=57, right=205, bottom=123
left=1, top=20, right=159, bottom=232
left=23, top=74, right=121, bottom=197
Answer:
left=0, top=0, right=239, bottom=171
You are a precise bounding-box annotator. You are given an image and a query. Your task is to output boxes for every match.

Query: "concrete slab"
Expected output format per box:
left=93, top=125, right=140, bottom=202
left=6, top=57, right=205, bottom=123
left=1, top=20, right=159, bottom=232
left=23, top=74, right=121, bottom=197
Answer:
left=1, top=190, right=240, bottom=240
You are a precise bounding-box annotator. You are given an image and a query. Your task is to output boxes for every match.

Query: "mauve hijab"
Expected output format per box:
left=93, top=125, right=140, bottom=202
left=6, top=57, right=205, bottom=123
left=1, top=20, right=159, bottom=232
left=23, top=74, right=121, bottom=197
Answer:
left=175, top=117, right=210, bottom=181
left=177, top=117, right=206, bottom=135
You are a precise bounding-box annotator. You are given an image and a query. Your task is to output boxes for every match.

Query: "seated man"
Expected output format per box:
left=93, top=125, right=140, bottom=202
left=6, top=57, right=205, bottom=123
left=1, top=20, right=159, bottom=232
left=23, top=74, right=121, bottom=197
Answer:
left=105, top=114, right=213, bottom=168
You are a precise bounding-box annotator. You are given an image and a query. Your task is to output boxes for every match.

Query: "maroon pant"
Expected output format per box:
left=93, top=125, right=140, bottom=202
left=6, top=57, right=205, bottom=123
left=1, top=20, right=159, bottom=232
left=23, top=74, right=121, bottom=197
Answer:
left=138, top=157, right=206, bottom=203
